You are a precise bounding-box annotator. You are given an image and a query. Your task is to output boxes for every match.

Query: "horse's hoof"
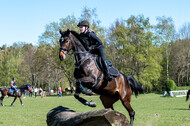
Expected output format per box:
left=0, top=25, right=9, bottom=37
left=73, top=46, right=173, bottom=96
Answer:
left=11, top=105, right=13, bottom=107
left=88, top=101, right=96, bottom=107
left=22, top=104, right=24, bottom=107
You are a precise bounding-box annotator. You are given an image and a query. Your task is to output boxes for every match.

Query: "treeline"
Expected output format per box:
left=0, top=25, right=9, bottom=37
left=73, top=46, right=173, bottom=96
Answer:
left=0, top=7, right=190, bottom=92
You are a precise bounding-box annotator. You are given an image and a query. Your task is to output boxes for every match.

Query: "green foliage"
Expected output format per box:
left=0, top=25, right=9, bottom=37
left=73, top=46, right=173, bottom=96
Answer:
left=107, top=15, right=163, bottom=91
left=175, top=86, right=190, bottom=90
left=0, top=8, right=189, bottom=93
left=166, top=80, right=176, bottom=91
left=187, top=80, right=190, bottom=86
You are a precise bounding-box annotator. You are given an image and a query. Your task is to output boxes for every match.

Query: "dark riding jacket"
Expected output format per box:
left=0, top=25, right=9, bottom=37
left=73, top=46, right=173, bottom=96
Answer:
left=79, top=30, right=106, bottom=61
left=79, top=30, right=104, bottom=51
left=11, top=81, right=16, bottom=89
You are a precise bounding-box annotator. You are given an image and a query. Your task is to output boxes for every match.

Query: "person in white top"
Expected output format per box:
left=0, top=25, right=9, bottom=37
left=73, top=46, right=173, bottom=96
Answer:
left=34, top=88, right=38, bottom=98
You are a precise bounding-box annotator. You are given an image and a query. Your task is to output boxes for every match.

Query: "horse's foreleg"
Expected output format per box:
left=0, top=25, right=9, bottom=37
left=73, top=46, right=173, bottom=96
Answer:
left=77, top=78, right=95, bottom=96
left=0, top=96, right=4, bottom=106
left=19, top=97, right=24, bottom=106
left=74, top=93, right=89, bottom=105
left=74, top=80, right=96, bottom=107
left=11, top=97, right=17, bottom=106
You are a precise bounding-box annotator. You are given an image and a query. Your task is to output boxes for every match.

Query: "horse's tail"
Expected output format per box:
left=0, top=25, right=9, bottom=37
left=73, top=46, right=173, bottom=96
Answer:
left=186, top=89, right=190, bottom=101
left=126, top=75, right=144, bottom=97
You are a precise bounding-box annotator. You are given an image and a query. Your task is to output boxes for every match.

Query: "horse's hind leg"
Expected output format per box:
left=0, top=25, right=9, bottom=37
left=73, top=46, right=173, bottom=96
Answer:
left=19, top=97, right=24, bottom=106
left=100, top=94, right=119, bottom=110
left=0, top=96, right=4, bottom=106
left=11, top=97, right=17, bottom=107
left=120, top=96, right=135, bottom=126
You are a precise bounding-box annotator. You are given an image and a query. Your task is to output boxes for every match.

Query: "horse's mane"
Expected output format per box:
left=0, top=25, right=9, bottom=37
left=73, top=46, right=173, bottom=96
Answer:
left=70, top=30, right=89, bottom=51
left=70, top=30, right=81, bottom=41
left=18, top=85, right=27, bottom=89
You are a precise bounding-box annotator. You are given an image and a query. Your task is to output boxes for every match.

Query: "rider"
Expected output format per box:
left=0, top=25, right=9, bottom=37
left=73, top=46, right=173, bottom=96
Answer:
left=77, top=20, right=112, bottom=81
left=11, top=78, right=17, bottom=96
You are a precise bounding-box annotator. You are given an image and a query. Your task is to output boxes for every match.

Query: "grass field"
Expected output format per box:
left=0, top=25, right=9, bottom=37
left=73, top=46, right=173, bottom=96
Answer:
left=0, top=93, right=190, bottom=126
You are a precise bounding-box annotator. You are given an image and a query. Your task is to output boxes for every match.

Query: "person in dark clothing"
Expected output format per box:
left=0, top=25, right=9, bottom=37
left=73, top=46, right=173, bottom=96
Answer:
left=77, top=20, right=112, bottom=81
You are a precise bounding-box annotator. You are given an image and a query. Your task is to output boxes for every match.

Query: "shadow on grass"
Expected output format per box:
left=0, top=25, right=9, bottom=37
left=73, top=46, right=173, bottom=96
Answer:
left=173, top=108, right=190, bottom=110
left=48, top=106, right=76, bottom=117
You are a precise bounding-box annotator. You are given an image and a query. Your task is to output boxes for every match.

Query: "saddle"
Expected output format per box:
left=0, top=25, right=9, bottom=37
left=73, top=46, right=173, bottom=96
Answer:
left=10, top=88, right=18, bottom=93
left=95, top=57, right=119, bottom=78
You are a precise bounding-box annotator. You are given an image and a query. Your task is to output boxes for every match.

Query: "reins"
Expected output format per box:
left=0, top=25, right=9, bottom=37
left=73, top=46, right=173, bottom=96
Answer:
left=59, top=32, right=91, bottom=67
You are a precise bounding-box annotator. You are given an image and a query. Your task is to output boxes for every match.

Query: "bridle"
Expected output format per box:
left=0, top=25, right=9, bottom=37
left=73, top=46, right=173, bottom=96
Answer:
left=59, top=31, right=96, bottom=68
left=59, top=34, right=73, bottom=55
left=59, top=33, right=90, bottom=55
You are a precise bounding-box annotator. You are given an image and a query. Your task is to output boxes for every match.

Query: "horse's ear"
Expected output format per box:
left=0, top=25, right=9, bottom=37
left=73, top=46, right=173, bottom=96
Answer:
left=67, top=29, right=70, bottom=33
left=59, top=29, right=63, bottom=35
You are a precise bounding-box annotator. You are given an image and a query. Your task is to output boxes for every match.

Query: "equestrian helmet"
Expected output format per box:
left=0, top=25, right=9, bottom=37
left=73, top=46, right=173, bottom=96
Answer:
left=77, top=20, right=89, bottom=28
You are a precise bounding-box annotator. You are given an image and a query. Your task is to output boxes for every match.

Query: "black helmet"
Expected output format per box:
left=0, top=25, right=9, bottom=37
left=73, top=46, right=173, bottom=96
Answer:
left=12, top=78, right=15, bottom=80
left=77, top=20, right=89, bottom=28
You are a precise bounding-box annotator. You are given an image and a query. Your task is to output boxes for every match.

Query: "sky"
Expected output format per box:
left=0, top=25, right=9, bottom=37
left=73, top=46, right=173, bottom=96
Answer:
left=0, top=0, right=190, bottom=47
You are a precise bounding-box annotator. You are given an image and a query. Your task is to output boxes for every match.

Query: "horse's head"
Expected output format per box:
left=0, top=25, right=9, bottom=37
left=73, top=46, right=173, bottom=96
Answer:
left=59, top=29, right=73, bottom=61
left=26, top=84, right=30, bottom=90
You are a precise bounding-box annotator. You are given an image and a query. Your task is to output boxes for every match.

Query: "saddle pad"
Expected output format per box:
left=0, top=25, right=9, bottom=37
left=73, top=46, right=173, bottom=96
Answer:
left=95, top=57, right=119, bottom=77
left=10, top=88, right=18, bottom=92
left=10, top=88, right=14, bottom=92
left=109, top=66, right=119, bottom=77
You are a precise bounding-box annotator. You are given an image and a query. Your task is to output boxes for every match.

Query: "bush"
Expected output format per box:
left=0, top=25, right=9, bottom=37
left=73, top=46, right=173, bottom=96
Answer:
left=186, top=80, right=190, bottom=86
left=175, top=86, right=190, bottom=90
left=165, top=80, right=176, bottom=91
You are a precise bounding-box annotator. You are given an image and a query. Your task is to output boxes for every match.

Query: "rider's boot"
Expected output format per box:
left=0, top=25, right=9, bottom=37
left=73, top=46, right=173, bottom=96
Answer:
left=102, top=60, right=112, bottom=81
left=13, top=91, right=16, bottom=96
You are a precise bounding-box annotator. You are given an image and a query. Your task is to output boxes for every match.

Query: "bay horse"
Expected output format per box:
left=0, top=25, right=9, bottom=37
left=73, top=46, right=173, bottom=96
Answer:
left=186, top=89, right=190, bottom=109
left=59, top=29, right=144, bottom=125
left=0, top=84, right=30, bottom=106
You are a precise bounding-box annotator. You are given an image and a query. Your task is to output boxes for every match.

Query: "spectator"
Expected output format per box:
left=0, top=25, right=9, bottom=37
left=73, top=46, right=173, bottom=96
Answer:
left=29, top=87, right=33, bottom=97
left=24, top=89, right=27, bottom=99
left=38, top=87, right=43, bottom=98
left=34, top=87, right=38, bottom=98
left=58, top=87, right=62, bottom=97
left=162, top=83, right=174, bottom=97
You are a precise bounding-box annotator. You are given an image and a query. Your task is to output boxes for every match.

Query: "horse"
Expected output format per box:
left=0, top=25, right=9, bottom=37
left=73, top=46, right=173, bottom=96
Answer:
left=0, top=84, right=30, bottom=107
left=59, top=29, right=144, bottom=126
left=186, top=89, right=190, bottom=109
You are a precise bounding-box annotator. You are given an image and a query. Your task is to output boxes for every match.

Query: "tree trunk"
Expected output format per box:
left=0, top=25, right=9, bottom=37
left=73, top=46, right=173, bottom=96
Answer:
left=47, top=106, right=130, bottom=126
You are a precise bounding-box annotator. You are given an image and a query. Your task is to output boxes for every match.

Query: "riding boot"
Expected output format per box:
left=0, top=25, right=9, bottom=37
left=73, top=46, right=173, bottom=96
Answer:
left=13, top=91, right=16, bottom=96
left=102, top=61, right=112, bottom=81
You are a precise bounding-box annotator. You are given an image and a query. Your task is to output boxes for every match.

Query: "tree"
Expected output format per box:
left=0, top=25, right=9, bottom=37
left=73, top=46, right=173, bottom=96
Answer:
left=107, top=15, right=163, bottom=91
left=154, top=16, right=177, bottom=89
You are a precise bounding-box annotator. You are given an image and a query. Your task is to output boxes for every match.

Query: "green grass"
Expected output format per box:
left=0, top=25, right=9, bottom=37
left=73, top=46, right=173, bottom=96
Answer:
left=0, top=93, right=190, bottom=126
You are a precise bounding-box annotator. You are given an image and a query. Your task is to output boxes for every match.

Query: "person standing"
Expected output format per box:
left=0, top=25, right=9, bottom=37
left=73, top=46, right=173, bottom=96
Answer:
left=24, top=89, right=27, bottom=98
left=29, top=87, right=33, bottom=97
left=58, top=87, right=62, bottom=97
left=34, top=87, right=38, bottom=98
left=38, top=87, right=43, bottom=98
